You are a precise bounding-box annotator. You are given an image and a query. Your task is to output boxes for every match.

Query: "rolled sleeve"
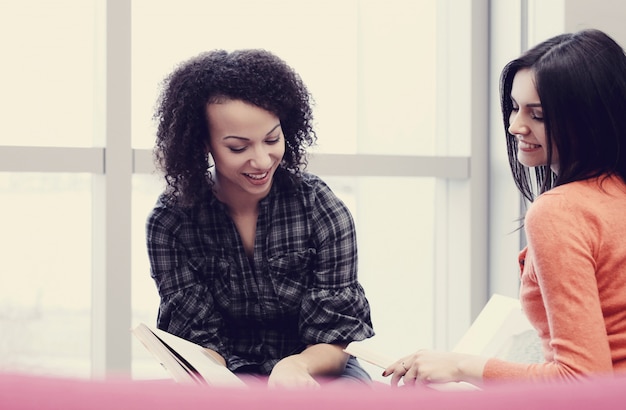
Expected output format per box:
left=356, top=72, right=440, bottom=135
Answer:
left=301, top=284, right=374, bottom=344
left=298, top=178, right=374, bottom=344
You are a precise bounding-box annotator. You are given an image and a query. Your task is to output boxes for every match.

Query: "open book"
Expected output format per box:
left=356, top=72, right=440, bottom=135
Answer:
left=344, top=294, right=542, bottom=390
left=131, top=323, right=246, bottom=388
left=453, top=294, right=542, bottom=362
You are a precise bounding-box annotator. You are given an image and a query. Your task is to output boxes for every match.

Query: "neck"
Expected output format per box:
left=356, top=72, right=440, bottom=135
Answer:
left=213, top=183, right=261, bottom=217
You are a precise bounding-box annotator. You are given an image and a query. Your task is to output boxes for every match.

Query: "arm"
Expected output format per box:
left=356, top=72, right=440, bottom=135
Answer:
left=146, top=205, right=230, bottom=365
left=513, top=192, right=610, bottom=375
left=385, top=188, right=611, bottom=386
left=484, top=191, right=610, bottom=381
left=298, top=178, right=373, bottom=345
left=383, top=350, right=487, bottom=387
left=268, top=344, right=349, bottom=388
left=203, top=348, right=227, bottom=367
left=269, top=177, right=374, bottom=388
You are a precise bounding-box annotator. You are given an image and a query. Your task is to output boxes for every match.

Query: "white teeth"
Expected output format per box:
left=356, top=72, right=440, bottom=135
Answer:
left=245, top=172, right=268, bottom=180
left=519, top=141, right=541, bottom=149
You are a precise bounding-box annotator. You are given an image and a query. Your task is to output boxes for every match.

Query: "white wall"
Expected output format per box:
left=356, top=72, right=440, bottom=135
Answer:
left=565, top=0, right=626, bottom=45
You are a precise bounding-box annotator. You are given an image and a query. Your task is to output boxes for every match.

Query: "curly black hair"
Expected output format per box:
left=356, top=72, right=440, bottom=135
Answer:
left=153, top=49, right=317, bottom=207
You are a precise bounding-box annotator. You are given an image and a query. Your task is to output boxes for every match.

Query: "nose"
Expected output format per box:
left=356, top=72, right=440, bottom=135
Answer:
left=249, top=146, right=273, bottom=169
left=508, top=110, right=530, bottom=137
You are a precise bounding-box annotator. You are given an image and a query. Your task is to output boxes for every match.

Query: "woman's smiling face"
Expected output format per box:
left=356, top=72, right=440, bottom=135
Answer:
left=508, top=68, right=559, bottom=174
left=206, top=99, right=285, bottom=204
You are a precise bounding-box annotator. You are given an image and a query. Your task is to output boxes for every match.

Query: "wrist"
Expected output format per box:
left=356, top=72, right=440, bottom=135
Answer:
left=457, top=354, right=487, bottom=386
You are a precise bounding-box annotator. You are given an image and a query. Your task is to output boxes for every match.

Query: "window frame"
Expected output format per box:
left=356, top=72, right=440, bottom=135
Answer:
left=0, top=0, right=495, bottom=377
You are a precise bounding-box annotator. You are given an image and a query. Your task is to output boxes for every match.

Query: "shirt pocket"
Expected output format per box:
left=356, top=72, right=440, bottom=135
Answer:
left=267, top=248, right=315, bottom=313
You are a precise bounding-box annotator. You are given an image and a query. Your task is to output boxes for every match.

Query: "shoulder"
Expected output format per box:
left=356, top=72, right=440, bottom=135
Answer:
left=149, top=192, right=185, bottom=217
left=299, top=172, right=332, bottom=192
left=147, top=189, right=212, bottom=230
left=525, top=176, right=622, bottom=234
left=292, top=172, right=344, bottom=206
left=271, top=171, right=354, bottom=227
left=273, top=171, right=353, bottom=221
left=146, top=194, right=184, bottom=235
left=531, top=179, right=592, bottom=212
left=301, top=174, right=356, bottom=230
left=529, top=176, right=621, bottom=216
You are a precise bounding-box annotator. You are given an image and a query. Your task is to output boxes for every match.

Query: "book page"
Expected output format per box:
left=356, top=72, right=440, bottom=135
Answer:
left=132, top=324, right=197, bottom=384
left=453, top=294, right=542, bottom=364
left=132, top=324, right=246, bottom=388
left=343, top=341, right=395, bottom=369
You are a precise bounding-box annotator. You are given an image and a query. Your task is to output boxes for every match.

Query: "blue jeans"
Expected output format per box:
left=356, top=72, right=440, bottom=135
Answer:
left=238, top=356, right=372, bottom=387
left=332, top=356, right=372, bottom=386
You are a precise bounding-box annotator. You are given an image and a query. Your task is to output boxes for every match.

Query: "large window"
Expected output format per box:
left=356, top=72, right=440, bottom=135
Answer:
left=0, top=0, right=98, bottom=378
left=0, top=174, right=92, bottom=377
left=0, top=1, right=97, bottom=147
left=0, top=0, right=488, bottom=381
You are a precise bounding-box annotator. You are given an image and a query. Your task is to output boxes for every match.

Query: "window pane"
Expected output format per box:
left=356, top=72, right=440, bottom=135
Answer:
left=357, top=1, right=437, bottom=156
left=0, top=173, right=92, bottom=378
left=131, top=174, right=167, bottom=379
left=0, top=1, right=97, bottom=147
left=131, top=0, right=436, bottom=155
left=301, top=176, right=436, bottom=381
left=131, top=0, right=357, bottom=151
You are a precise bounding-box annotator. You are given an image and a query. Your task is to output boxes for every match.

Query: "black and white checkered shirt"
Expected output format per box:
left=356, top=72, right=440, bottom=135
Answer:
left=146, top=171, right=374, bottom=374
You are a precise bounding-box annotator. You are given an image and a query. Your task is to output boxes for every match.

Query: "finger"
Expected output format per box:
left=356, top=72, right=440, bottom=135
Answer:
left=401, top=361, right=409, bottom=372
left=382, top=359, right=408, bottom=377
left=389, top=370, right=404, bottom=387
left=402, top=372, right=418, bottom=387
left=390, top=361, right=412, bottom=387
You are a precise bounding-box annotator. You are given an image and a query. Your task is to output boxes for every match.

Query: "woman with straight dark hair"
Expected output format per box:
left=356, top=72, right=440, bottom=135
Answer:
left=384, top=29, right=626, bottom=387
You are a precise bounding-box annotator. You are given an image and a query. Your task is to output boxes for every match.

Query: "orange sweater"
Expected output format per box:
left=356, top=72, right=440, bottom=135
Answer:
left=484, top=175, right=626, bottom=382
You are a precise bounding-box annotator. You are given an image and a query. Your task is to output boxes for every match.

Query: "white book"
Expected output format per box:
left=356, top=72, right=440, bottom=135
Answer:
left=453, top=294, right=542, bottom=363
left=344, top=294, right=541, bottom=390
left=131, top=323, right=247, bottom=388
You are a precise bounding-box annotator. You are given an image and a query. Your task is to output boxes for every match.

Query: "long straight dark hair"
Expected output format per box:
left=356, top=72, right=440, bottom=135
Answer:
left=500, top=29, right=626, bottom=202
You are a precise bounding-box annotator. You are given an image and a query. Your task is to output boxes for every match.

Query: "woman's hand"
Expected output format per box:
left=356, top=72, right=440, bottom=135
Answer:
left=202, top=347, right=227, bottom=367
left=268, top=343, right=349, bottom=389
left=268, top=355, right=321, bottom=389
left=382, top=349, right=487, bottom=387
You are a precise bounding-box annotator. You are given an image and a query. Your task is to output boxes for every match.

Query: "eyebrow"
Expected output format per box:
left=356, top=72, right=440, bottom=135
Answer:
left=511, top=97, right=542, bottom=108
left=223, top=123, right=282, bottom=141
left=511, top=102, right=543, bottom=111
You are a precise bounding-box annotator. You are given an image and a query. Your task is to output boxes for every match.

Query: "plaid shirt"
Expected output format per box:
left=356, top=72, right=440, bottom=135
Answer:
left=146, top=171, right=374, bottom=374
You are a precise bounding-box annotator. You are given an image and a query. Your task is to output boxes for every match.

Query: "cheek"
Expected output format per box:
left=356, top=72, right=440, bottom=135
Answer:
left=274, top=141, right=286, bottom=158
left=535, top=128, right=548, bottom=146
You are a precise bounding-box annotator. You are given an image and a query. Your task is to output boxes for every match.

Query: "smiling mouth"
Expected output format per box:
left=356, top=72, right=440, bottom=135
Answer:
left=244, top=172, right=269, bottom=180
left=518, top=141, right=541, bottom=149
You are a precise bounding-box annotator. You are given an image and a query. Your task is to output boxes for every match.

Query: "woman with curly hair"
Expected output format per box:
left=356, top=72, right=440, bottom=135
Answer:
left=383, top=28, right=626, bottom=388
left=146, top=49, right=374, bottom=388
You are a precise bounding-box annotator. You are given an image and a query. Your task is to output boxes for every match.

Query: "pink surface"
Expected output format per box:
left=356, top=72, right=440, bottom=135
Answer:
left=0, top=372, right=622, bottom=409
